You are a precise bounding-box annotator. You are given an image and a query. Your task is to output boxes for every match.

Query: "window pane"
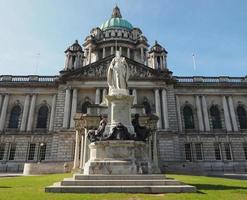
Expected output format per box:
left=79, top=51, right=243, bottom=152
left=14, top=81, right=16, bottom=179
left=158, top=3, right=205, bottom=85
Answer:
left=243, top=143, right=247, bottom=160
left=8, top=143, right=16, bottom=161
left=28, top=143, right=36, bottom=161
left=237, top=106, right=247, bottom=129
left=183, top=106, right=194, bottom=129
left=9, top=106, right=21, bottom=128
left=185, top=143, right=192, bottom=162
left=38, top=143, right=46, bottom=161
left=214, top=143, right=221, bottom=160
left=210, top=105, right=222, bottom=129
left=195, top=143, right=203, bottom=160
left=224, top=143, right=232, bottom=160
left=36, top=105, right=49, bottom=128
left=0, top=144, right=5, bottom=160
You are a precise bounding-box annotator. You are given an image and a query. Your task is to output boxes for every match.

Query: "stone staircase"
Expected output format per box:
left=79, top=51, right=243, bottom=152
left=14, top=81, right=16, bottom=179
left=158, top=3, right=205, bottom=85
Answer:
left=45, top=174, right=196, bottom=193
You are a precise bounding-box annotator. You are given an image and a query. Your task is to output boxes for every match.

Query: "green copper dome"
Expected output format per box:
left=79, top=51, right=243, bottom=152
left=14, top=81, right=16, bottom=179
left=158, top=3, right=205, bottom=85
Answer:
left=100, top=17, right=133, bottom=31
left=100, top=6, right=133, bottom=31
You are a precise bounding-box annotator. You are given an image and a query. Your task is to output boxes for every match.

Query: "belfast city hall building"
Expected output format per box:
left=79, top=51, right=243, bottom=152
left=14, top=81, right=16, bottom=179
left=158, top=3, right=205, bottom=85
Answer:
left=0, top=6, right=247, bottom=173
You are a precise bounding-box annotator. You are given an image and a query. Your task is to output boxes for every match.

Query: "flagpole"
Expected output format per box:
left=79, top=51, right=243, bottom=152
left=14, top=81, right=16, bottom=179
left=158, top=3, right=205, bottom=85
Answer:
left=192, top=53, right=196, bottom=71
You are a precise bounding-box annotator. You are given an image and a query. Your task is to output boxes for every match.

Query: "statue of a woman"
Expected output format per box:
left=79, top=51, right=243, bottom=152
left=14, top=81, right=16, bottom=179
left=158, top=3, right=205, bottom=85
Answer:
left=107, top=51, right=129, bottom=91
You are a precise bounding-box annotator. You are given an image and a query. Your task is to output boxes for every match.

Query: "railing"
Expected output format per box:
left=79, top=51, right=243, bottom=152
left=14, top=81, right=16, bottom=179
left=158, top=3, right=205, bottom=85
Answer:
left=0, top=75, right=59, bottom=83
left=175, top=76, right=247, bottom=84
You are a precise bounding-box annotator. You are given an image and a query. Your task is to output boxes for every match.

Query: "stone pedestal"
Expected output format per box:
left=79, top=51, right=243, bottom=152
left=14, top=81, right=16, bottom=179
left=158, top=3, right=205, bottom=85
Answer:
left=105, top=93, right=135, bottom=135
left=83, top=140, right=152, bottom=175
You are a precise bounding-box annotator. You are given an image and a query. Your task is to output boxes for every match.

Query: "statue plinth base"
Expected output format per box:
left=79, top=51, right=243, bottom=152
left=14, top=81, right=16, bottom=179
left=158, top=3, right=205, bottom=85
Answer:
left=104, top=93, right=135, bottom=135
left=83, top=140, right=152, bottom=175
left=108, top=88, right=129, bottom=96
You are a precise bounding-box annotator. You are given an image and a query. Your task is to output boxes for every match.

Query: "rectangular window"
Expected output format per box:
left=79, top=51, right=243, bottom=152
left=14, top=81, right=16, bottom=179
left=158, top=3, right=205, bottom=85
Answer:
left=27, top=143, right=36, bottom=161
left=195, top=143, right=203, bottom=160
left=38, top=143, right=46, bottom=162
left=224, top=143, right=232, bottom=160
left=243, top=143, right=247, bottom=160
left=185, top=143, right=192, bottom=162
left=214, top=143, right=222, bottom=160
left=8, top=143, right=16, bottom=161
left=0, top=143, right=5, bottom=160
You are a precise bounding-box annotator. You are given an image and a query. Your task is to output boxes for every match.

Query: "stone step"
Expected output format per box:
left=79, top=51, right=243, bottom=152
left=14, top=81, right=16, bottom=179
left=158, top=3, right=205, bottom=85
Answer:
left=73, top=174, right=167, bottom=180
left=61, top=179, right=182, bottom=186
left=45, top=185, right=196, bottom=193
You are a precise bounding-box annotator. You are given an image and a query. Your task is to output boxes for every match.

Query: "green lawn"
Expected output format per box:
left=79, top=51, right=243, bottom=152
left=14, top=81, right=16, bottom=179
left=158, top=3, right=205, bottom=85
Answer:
left=0, top=173, right=246, bottom=200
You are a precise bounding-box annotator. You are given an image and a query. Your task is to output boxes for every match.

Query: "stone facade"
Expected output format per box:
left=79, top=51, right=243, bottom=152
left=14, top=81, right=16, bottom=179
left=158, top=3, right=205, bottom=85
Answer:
left=0, top=6, right=246, bottom=173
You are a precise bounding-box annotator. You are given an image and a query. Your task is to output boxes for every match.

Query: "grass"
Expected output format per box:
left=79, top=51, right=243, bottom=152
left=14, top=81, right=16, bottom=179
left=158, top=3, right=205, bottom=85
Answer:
left=0, top=173, right=246, bottom=200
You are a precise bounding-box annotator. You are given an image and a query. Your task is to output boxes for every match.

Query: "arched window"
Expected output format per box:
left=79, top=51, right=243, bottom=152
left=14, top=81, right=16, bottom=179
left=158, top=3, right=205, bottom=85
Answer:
left=210, top=105, right=222, bottom=129
left=36, top=105, right=49, bottom=128
left=183, top=106, right=194, bottom=129
left=9, top=105, right=21, bottom=128
left=81, top=101, right=91, bottom=114
left=237, top=105, right=247, bottom=129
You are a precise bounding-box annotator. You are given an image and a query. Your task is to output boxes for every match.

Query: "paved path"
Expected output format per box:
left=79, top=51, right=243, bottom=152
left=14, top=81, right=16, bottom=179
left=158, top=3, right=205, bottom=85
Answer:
left=0, top=173, right=23, bottom=178
left=209, top=173, right=247, bottom=180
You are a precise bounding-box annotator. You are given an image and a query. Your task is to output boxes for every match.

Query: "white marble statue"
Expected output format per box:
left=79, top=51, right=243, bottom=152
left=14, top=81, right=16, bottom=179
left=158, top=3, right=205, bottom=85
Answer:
left=107, top=51, right=129, bottom=91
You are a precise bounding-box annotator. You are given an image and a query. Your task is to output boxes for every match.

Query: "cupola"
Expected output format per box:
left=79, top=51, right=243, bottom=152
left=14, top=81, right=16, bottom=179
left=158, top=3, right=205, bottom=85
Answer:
left=64, top=40, right=84, bottom=70
left=148, top=41, right=168, bottom=70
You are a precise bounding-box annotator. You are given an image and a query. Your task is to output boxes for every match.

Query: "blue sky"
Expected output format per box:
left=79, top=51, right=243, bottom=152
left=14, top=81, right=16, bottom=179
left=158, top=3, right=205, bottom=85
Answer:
left=0, top=0, right=246, bottom=76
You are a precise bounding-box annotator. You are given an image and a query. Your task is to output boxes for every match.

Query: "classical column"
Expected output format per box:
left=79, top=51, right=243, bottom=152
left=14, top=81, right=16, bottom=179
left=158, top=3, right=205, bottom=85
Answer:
left=0, top=94, right=9, bottom=131
left=83, top=129, right=89, bottom=166
left=79, top=132, right=85, bottom=169
left=164, top=55, right=167, bottom=69
left=95, top=88, right=100, bottom=104
left=202, top=96, right=210, bottom=131
left=222, top=96, right=232, bottom=132
left=160, top=56, right=164, bottom=68
left=0, top=95, right=3, bottom=111
left=62, top=88, right=71, bottom=129
left=155, top=89, right=162, bottom=129
left=141, top=47, right=144, bottom=63
left=102, top=47, right=106, bottom=58
left=127, top=48, right=130, bottom=58
left=102, top=88, right=107, bottom=103
left=175, top=95, right=183, bottom=132
left=132, top=89, right=137, bottom=105
left=70, top=88, right=78, bottom=128
left=161, top=89, right=169, bottom=129
left=20, top=95, right=30, bottom=131
left=148, top=136, right=152, bottom=161
left=74, top=56, right=78, bottom=68
left=27, top=94, right=37, bottom=132
left=111, top=46, right=114, bottom=55
left=228, top=96, right=238, bottom=132
left=49, top=94, right=57, bottom=132
left=73, top=130, right=80, bottom=169
left=68, top=56, right=74, bottom=69
left=195, top=96, right=204, bottom=131
left=88, top=47, right=92, bottom=64
left=119, top=46, right=122, bottom=56
left=152, top=131, right=159, bottom=172
left=153, top=56, right=156, bottom=69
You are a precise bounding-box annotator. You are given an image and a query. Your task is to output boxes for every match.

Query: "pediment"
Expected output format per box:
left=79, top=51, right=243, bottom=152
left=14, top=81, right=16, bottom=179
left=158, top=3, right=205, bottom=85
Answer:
left=59, top=56, right=175, bottom=83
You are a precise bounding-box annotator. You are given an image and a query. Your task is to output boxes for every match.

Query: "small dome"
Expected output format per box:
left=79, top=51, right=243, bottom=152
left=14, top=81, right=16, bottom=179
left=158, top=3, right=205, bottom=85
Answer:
left=65, top=40, right=83, bottom=53
left=100, top=6, right=133, bottom=31
left=100, top=18, right=133, bottom=31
